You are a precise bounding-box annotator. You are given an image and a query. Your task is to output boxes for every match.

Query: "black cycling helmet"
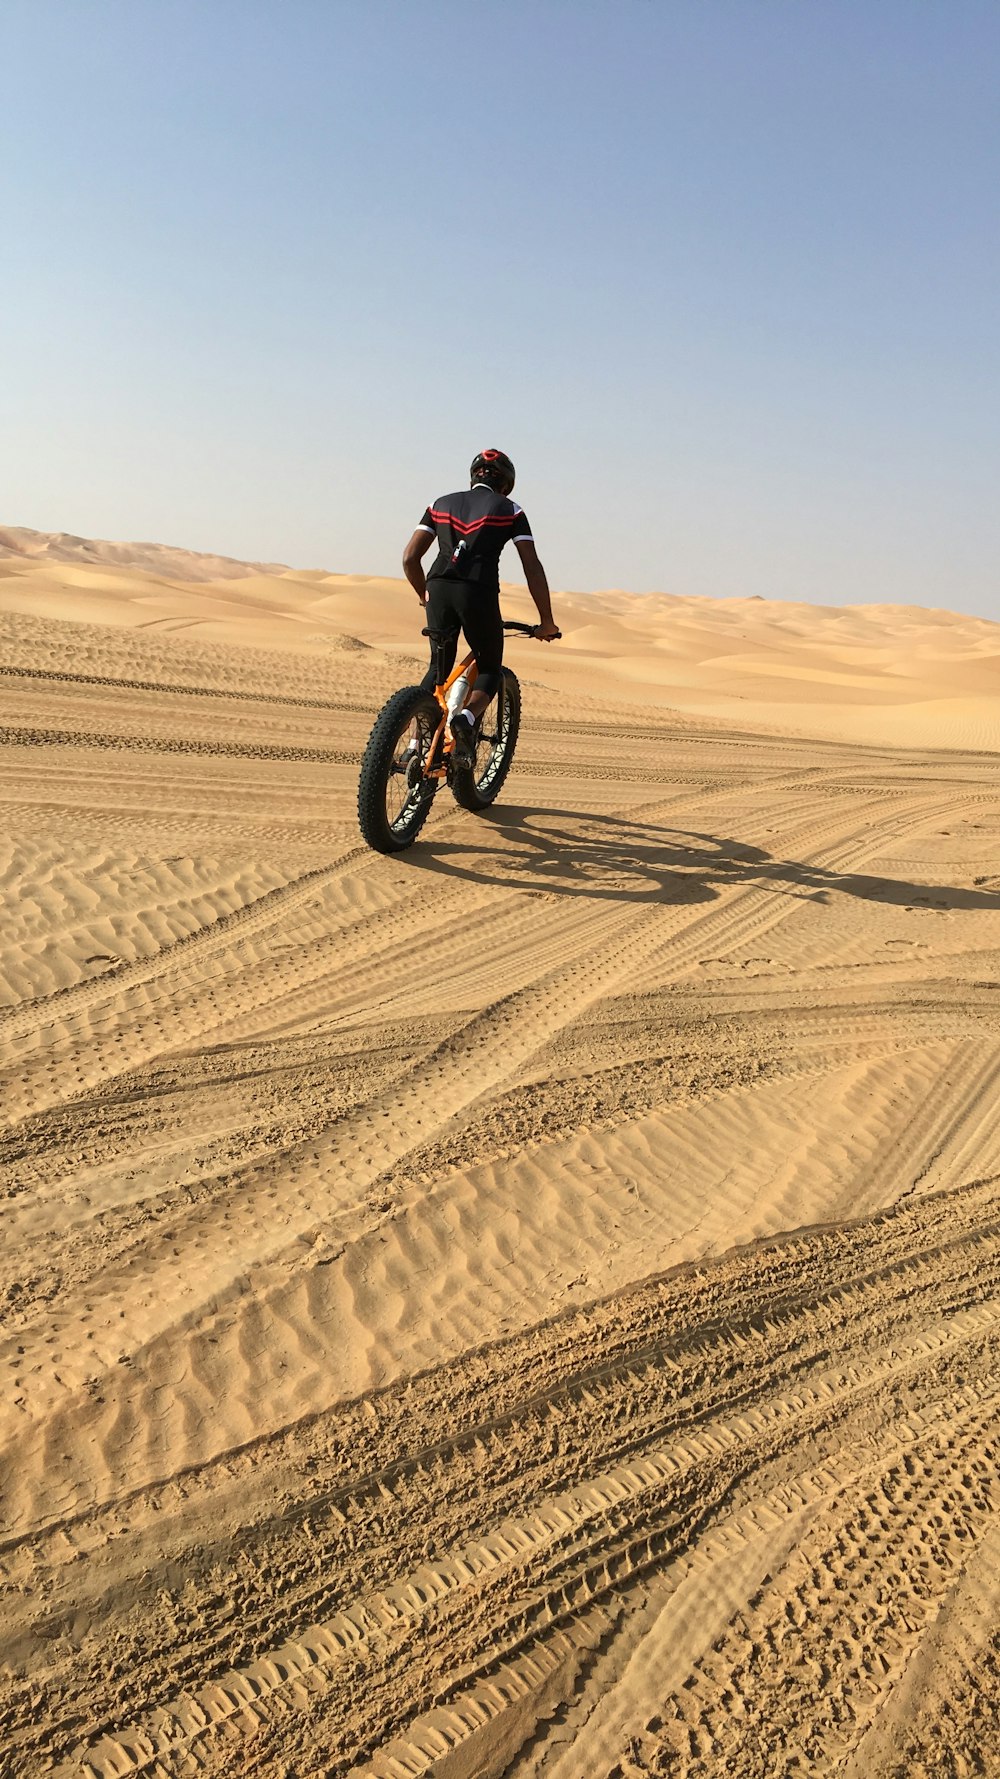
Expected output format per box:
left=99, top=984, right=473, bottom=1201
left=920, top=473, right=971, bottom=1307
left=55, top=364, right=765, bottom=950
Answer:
left=470, top=448, right=515, bottom=496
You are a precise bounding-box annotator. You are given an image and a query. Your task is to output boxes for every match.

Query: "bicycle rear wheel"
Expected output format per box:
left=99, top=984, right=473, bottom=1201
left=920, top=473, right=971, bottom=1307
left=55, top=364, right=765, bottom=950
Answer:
left=450, top=667, right=521, bottom=812
left=358, top=687, right=441, bottom=853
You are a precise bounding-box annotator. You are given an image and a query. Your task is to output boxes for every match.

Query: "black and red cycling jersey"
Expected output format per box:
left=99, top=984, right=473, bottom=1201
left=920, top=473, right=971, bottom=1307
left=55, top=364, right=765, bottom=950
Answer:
left=417, top=484, right=533, bottom=595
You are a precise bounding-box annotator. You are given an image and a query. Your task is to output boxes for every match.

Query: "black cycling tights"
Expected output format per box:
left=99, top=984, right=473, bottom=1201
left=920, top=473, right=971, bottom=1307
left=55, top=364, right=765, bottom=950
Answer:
left=420, top=578, right=503, bottom=703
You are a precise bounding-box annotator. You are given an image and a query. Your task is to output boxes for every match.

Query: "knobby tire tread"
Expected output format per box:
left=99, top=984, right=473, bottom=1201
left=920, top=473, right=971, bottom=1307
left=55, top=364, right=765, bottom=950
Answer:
left=357, top=686, right=440, bottom=853
left=451, top=668, right=522, bottom=813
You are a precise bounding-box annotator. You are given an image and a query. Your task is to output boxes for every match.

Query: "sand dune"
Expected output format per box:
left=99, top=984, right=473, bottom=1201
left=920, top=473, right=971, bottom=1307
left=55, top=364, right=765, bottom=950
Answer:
left=3, top=525, right=998, bottom=749
left=1, top=529, right=999, bottom=1777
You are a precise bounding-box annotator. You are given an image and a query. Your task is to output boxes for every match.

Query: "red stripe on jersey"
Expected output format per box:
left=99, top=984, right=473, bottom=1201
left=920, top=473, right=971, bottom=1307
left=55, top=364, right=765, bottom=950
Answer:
left=428, top=509, right=522, bottom=535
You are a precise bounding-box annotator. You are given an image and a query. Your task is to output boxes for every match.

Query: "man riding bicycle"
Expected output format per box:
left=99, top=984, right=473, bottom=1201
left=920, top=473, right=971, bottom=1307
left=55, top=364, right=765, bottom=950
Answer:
left=402, top=449, right=559, bottom=767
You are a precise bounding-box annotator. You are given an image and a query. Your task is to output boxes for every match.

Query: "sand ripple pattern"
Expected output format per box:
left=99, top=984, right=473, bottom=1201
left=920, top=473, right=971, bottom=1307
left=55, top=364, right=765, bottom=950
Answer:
left=1, top=607, right=999, bottom=1778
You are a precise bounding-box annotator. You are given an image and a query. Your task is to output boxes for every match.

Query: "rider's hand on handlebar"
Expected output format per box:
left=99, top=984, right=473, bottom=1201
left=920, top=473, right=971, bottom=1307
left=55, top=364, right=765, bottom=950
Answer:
left=535, top=619, right=561, bottom=641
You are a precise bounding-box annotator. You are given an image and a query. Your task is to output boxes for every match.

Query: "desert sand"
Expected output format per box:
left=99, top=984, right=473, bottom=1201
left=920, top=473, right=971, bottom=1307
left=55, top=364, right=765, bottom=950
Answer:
left=1, top=526, right=999, bottom=1778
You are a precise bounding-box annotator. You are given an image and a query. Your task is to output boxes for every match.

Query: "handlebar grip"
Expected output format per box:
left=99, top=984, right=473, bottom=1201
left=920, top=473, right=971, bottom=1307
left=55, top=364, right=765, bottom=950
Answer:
left=501, top=620, right=562, bottom=639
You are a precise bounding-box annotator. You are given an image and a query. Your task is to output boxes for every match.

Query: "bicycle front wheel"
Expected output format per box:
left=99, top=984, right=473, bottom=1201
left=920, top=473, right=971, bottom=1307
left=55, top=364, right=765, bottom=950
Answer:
left=450, top=667, right=521, bottom=812
left=358, top=686, right=441, bottom=853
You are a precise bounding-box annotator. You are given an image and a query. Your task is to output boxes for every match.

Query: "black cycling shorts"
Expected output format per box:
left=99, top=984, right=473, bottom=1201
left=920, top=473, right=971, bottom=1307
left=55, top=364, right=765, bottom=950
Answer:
left=420, top=578, right=504, bottom=700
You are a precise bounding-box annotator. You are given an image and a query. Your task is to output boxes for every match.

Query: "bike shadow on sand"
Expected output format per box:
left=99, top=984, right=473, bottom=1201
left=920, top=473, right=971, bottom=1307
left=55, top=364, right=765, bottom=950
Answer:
left=404, top=803, right=1000, bottom=913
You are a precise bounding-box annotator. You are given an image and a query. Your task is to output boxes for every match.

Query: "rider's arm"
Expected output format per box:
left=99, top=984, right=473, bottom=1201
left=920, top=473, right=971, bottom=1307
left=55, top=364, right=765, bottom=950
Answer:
left=514, top=538, right=559, bottom=638
left=402, top=528, right=433, bottom=604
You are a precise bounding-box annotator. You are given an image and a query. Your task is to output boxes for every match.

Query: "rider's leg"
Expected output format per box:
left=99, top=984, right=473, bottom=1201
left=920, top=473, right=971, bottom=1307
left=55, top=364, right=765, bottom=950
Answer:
left=419, top=585, right=460, bottom=694
left=408, top=586, right=460, bottom=752
left=465, top=681, right=495, bottom=720
left=456, top=588, right=503, bottom=719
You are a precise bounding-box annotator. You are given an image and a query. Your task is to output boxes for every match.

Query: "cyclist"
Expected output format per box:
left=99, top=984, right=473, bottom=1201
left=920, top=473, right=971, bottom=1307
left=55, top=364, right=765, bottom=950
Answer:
left=402, top=449, right=559, bottom=767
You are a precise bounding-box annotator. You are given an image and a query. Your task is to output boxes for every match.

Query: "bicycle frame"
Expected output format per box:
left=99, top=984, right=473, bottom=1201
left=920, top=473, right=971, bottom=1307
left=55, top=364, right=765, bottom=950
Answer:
left=418, top=648, right=480, bottom=779
left=417, top=620, right=547, bottom=782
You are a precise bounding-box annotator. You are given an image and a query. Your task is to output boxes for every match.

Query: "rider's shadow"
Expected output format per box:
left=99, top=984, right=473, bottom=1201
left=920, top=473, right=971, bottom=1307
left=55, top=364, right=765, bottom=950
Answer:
left=405, top=803, right=1000, bottom=913
left=405, top=805, right=729, bottom=905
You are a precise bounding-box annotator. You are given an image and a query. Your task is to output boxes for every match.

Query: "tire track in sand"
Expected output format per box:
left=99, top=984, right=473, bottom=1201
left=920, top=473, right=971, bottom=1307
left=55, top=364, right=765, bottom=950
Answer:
left=2, top=788, right=983, bottom=1530
left=0, top=900, right=658, bottom=1529
left=37, top=1176, right=1000, bottom=1779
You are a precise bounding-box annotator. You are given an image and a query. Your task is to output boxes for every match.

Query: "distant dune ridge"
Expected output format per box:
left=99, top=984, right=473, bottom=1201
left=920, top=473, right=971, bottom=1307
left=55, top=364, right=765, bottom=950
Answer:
left=3, top=520, right=1000, bottom=1773
left=2, top=523, right=998, bottom=749
left=0, top=524, right=290, bottom=581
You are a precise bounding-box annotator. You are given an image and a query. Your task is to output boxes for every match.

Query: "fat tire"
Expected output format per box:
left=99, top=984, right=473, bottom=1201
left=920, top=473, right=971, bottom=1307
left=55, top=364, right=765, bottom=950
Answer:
left=357, top=686, right=441, bottom=853
left=450, top=667, right=522, bottom=812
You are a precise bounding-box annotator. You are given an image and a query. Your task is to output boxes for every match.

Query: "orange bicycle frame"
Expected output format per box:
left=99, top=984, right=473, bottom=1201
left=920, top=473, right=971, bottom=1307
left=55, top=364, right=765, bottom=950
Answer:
left=421, top=648, right=479, bottom=780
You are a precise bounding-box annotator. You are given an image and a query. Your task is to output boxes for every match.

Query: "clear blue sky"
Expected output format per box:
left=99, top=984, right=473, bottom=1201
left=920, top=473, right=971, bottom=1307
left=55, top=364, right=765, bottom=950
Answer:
left=3, top=1, right=998, bottom=616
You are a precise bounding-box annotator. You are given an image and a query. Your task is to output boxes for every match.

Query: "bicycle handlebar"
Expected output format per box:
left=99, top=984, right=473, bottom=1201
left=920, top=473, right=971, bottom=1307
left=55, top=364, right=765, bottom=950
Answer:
left=420, top=621, right=562, bottom=640
left=503, top=620, right=562, bottom=639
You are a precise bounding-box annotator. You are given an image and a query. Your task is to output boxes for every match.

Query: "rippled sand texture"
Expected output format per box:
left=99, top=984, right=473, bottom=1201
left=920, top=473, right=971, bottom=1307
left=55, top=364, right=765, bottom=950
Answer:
left=2, top=535, right=1000, bottom=1778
